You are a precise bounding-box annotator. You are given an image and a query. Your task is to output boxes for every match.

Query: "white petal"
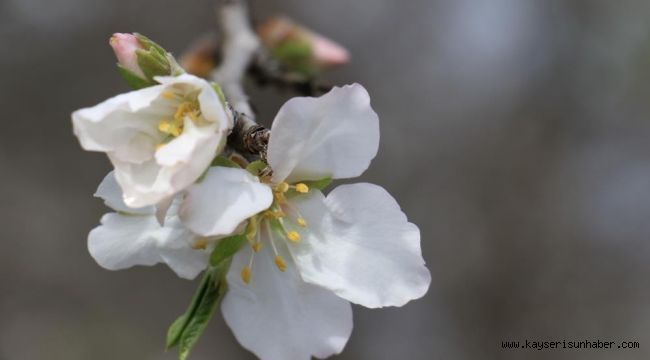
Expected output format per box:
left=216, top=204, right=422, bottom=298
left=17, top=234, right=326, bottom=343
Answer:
left=222, top=243, right=352, bottom=360
left=267, top=83, right=379, bottom=183
left=158, top=213, right=210, bottom=280
left=94, top=171, right=154, bottom=215
left=88, top=213, right=163, bottom=271
left=72, top=85, right=166, bottom=161
left=88, top=202, right=208, bottom=280
left=180, top=167, right=273, bottom=236
left=289, top=183, right=431, bottom=308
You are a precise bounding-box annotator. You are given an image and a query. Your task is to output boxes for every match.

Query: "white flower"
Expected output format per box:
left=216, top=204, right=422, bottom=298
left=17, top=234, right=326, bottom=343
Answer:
left=180, top=84, right=431, bottom=360
left=72, top=74, right=232, bottom=208
left=88, top=172, right=211, bottom=279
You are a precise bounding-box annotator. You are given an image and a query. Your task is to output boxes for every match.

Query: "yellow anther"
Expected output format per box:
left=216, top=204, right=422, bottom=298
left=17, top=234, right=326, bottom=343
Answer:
left=174, top=102, right=199, bottom=122
left=252, top=242, right=263, bottom=252
left=276, top=182, right=290, bottom=193
left=158, top=119, right=182, bottom=136
left=274, top=255, right=287, bottom=272
left=287, top=231, right=301, bottom=242
left=295, top=183, right=309, bottom=193
left=264, top=210, right=285, bottom=218
left=162, top=91, right=176, bottom=100
left=241, top=266, right=252, bottom=284
left=297, top=217, right=308, bottom=227
left=191, top=238, right=208, bottom=250
left=274, top=192, right=286, bottom=202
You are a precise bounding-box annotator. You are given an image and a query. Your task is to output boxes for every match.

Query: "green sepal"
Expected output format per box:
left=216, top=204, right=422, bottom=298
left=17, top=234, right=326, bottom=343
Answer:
left=137, top=48, right=171, bottom=81
left=210, top=234, right=247, bottom=267
left=246, top=160, right=268, bottom=177
left=116, top=64, right=155, bottom=89
left=303, top=177, right=332, bottom=191
left=210, top=155, right=241, bottom=169
left=272, top=39, right=318, bottom=77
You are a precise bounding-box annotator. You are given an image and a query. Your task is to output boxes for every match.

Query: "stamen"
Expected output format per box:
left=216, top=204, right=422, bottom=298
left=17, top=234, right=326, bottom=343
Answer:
left=241, top=249, right=255, bottom=284
left=264, top=209, right=285, bottom=218
left=287, top=231, right=301, bottom=242
left=158, top=119, right=182, bottom=137
left=274, top=255, right=287, bottom=272
left=252, top=242, right=263, bottom=252
left=161, top=91, right=177, bottom=100
left=294, top=183, right=309, bottom=193
left=297, top=217, right=308, bottom=227
left=241, top=266, right=252, bottom=284
left=191, top=238, right=208, bottom=250
left=275, top=182, right=290, bottom=193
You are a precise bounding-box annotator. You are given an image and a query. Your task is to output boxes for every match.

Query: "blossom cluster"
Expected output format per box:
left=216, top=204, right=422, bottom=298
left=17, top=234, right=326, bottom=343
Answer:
left=72, top=33, right=430, bottom=360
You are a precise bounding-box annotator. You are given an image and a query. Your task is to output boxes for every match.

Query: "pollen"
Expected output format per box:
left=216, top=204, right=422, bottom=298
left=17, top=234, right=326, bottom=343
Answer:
left=174, top=102, right=199, bottom=122
left=287, top=231, right=301, bottom=242
left=191, top=238, right=208, bottom=250
left=297, top=217, right=307, bottom=227
left=252, top=242, right=263, bottom=252
left=276, top=182, right=290, bottom=193
left=264, top=210, right=285, bottom=219
left=158, top=119, right=182, bottom=137
left=274, top=255, right=287, bottom=272
left=295, top=183, right=309, bottom=193
left=241, top=266, right=252, bottom=284
left=162, top=91, right=176, bottom=100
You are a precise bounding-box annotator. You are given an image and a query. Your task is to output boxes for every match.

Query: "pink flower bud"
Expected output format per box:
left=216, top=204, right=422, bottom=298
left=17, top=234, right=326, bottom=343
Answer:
left=257, top=17, right=350, bottom=70
left=311, top=33, right=350, bottom=67
left=109, top=33, right=146, bottom=78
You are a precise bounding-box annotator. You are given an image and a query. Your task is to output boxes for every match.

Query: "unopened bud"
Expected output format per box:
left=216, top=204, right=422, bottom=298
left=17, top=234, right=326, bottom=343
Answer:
left=110, top=33, right=184, bottom=89
left=110, top=33, right=146, bottom=78
left=257, top=17, right=350, bottom=76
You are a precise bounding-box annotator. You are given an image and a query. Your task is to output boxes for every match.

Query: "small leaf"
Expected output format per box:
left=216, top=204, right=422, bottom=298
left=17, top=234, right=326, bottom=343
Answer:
left=210, top=156, right=241, bottom=169
left=166, top=271, right=212, bottom=349
left=246, top=160, right=268, bottom=176
left=178, top=263, right=230, bottom=360
left=116, top=65, right=155, bottom=89
left=210, top=234, right=247, bottom=267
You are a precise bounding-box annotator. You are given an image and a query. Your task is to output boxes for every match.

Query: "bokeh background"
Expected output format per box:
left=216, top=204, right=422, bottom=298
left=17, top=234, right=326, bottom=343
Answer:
left=3, top=0, right=650, bottom=359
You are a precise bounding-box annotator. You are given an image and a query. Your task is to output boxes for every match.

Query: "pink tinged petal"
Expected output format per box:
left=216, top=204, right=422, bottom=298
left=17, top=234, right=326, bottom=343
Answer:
left=109, top=33, right=146, bottom=78
left=312, top=34, right=350, bottom=67
left=222, top=243, right=352, bottom=360
left=180, top=167, right=273, bottom=237
left=94, top=171, right=154, bottom=215
left=289, top=183, right=431, bottom=308
left=267, top=83, right=380, bottom=183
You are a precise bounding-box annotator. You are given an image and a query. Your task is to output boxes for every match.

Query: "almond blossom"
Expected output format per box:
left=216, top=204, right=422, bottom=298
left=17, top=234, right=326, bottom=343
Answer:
left=179, top=84, right=431, bottom=360
left=88, top=172, right=210, bottom=279
left=72, top=74, right=232, bottom=208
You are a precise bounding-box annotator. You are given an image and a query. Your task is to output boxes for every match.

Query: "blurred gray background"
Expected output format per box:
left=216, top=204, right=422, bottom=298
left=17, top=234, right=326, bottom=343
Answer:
left=3, top=0, right=650, bottom=359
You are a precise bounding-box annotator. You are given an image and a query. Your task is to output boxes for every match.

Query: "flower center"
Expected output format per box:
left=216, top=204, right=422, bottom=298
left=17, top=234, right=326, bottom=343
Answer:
left=156, top=91, right=204, bottom=147
left=238, top=181, right=311, bottom=284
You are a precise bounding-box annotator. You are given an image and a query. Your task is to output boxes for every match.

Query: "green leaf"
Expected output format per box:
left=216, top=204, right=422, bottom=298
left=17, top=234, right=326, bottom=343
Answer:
left=166, top=271, right=212, bottom=349
left=210, top=234, right=247, bottom=267
left=246, top=160, right=268, bottom=176
left=210, top=156, right=241, bottom=169
left=116, top=65, right=155, bottom=89
left=303, top=177, right=332, bottom=191
left=178, top=264, right=229, bottom=360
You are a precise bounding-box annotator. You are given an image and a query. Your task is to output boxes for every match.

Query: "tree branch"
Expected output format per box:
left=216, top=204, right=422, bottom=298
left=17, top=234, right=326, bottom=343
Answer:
left=212, top=0, right=269, bottom=159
